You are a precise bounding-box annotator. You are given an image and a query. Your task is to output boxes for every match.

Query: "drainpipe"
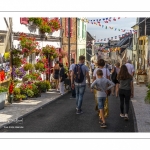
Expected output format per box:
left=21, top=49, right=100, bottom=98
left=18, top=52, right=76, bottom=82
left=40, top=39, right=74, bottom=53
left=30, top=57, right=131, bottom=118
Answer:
left=76, top=18, right=77, bottom=63
left=68, top=18, right=71, bottom=67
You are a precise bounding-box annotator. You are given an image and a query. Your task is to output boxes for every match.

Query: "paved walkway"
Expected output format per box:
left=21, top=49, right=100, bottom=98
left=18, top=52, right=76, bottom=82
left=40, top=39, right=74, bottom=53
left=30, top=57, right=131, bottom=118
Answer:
left=0, top=82, right=150, bottom=132
left=0, top=90, right=66, bottom=129
left=131, top=82, right=150, bottom=132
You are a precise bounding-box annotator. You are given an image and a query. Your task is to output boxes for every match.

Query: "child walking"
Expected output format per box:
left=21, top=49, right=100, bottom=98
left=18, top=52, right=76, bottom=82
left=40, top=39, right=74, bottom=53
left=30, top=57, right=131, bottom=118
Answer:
left=91, top=70, right=115, bottom=128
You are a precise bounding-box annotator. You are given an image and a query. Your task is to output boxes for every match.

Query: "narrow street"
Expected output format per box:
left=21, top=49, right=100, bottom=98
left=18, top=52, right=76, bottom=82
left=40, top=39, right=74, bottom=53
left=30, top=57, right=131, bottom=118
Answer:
left=0, top=86, right=135, bottom=132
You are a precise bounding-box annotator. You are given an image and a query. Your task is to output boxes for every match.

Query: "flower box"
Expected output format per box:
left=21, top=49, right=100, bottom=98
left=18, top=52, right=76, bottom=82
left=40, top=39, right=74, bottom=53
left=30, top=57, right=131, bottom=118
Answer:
left=0, top=92, right=7, bottom=110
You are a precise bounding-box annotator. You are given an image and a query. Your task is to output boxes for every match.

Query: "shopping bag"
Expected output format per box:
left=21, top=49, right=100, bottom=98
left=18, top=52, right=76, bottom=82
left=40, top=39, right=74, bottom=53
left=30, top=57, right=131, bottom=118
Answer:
left=104, top=97, right=109, bottom=118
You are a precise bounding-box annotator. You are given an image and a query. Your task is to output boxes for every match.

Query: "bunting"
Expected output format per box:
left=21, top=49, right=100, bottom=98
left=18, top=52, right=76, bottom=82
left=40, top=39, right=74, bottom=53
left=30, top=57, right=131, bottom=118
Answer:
left=95, top=31, right=136, bottom=43
left=80, top=18, right=136, bottom=33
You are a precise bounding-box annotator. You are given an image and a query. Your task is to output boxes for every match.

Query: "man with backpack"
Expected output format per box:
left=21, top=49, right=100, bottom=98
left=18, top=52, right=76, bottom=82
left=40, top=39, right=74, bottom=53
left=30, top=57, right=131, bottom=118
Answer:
left=71, top=55, right=90, bottom=114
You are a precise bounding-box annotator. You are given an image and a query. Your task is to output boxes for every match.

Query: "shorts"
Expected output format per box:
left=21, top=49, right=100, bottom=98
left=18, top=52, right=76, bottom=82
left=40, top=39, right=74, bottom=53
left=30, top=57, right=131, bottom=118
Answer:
left=97, top=97, right=106, bottom=109
left=53, top=74, right=59, bottom=79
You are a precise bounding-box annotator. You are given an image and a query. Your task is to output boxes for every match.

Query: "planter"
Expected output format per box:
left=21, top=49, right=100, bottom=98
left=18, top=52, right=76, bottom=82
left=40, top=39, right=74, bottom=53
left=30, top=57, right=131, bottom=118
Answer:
left=0, top=92, right=7, bottom=110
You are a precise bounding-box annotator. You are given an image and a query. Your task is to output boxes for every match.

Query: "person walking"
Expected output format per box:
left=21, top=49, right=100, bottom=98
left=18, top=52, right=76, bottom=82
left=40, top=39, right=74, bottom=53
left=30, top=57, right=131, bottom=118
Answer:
left=91, top=70, right=115, bottom=128
left=93, top=59, right=110, bottom=112
left=69, top=58, right=76, bottom=99
left=59, top=63, right=65, bottom=95
left=111, top=62, right=120, bottom=97
left=117, top=65, right=133, bottom=120
left=125, top=60, right=135, bottom=98
left=53, top=61, right=60, bottom=91
left=71, top=55, right=90, bottom=114
left=90, top=60, right=95, bottom=78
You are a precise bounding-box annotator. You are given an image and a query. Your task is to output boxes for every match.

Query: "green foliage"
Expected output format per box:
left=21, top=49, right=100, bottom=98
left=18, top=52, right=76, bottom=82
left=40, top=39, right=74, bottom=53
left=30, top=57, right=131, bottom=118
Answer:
left=145, top=84, right=150, bottom=103
left=23, top=63, right=34, bottom=71
left=0, top=86, right=8, bottom=93
left=14, top=88, right=21, bottom=95
left=28, top=18, right=43, bottom=26
left=12, top=57, right=22, bottom=67
left=34, top=62, right=45, bottom=72
left=26, top=89, right=34, bottom=97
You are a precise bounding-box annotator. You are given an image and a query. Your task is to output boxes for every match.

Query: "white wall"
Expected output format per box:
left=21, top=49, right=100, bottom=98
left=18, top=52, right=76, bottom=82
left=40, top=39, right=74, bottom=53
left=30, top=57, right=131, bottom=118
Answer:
left=12, top=17, right=61, bottom=37
left=0, top=18, right=9, bottom=31
left=12, top=17, right=61, bottom=49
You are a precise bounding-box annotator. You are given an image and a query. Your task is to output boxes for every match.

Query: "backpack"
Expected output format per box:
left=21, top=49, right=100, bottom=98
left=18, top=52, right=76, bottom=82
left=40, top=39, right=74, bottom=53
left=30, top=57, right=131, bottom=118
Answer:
left=111, top=67, right=117, bottom=81
left=74, top=64, right=84, bottom=83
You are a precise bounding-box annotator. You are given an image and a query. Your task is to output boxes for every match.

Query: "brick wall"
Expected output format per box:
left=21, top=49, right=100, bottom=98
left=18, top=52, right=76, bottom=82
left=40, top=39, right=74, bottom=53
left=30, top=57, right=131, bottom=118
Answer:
left=62, top=18, right=77, bottom=63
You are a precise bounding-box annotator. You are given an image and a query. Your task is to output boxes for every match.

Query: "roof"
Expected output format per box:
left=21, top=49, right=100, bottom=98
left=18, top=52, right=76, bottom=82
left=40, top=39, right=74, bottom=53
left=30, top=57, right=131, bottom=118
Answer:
left=131, top=18, right=150, bottom=28
left=87, top=31, right=95, bottom=40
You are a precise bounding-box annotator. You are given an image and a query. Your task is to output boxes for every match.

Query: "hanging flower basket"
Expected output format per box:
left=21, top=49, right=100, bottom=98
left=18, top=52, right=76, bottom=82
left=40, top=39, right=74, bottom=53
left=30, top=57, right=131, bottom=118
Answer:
left=18, top=33, right=39, bottom=53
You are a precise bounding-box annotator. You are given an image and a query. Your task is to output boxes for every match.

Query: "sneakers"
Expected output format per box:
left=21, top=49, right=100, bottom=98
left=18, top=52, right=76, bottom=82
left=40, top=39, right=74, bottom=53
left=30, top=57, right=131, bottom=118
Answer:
left=100, top=123, right=107, bottom=128
left=76, top=110, right=83, bottom=115
left=124, top=114, right=129, bottom=121
left=120, top=113, right=125, bottom=117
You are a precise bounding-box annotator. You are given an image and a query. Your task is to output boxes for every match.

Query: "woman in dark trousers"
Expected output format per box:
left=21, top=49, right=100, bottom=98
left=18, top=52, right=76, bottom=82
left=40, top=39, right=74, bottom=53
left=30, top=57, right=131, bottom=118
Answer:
left=117, top=65, right=133, bottom=120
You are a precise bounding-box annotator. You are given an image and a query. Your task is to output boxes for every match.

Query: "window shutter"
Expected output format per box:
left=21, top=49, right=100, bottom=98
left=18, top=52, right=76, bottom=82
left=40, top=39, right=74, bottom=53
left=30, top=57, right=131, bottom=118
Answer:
left=70, top=18, right=73, bottom=37
left=20, top=18, right=28, bottom=25
left=65, top=18, right=68, bottom=37
left=82, top=21, right=84, bottom=39
left=78, top=20, right=80, bottom=37
left=84, top=24, right=86, bottom=39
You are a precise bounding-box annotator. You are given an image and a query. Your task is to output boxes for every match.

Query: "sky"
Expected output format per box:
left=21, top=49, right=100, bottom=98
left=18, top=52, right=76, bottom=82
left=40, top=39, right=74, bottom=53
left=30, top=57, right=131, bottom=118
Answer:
left=87, top=17, right=136, bottom=43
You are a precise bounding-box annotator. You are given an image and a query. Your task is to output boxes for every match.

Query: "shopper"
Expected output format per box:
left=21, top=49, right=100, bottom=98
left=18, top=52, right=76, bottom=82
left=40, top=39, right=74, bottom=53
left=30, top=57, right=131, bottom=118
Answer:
left=71, top=55, right=90, bottom=114
left=125, top=60, right=135, bottom=98
left=117, top=65, right=133, bottom=120
left=91, top=70, right=115, bottom=128
left=59, top=63, right=65, bottom=95
left=53, top=61, right=60, bottom=91
left=111, top=62, right=120, bottom=97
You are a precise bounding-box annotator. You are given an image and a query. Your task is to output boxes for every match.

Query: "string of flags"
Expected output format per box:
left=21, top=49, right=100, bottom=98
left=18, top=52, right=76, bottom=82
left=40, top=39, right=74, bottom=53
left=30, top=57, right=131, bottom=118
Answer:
left=95, top=31, right=137, bottom=42
left=80, top=17, right=135, bottom=32
left=86, top=17, right=123, bottom=23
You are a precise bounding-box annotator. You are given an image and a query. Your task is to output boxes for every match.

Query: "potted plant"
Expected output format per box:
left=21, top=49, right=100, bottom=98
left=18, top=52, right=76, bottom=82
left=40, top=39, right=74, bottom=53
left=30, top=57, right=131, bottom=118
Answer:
left=45, top=80, right=51, bottom=91
left=48, top=18, right=61, bottom=32
left=23, top=63, right=34, bottom=71
left=40, top=81, right=47, bottom=93
left=12, top=57, right=22, bottom=67
left=15, top=94, right=24, bottom=101
left=34, top=62, right=45, bottom=72
left=26, top=89, right=34, bottom=98
left=28, top=18, right=43, bottom=26
left=4, top=52, right=10, bottom=61
left=0, top=86, right=8, bottom=110
left=18, top=33, right=39, bottom=52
